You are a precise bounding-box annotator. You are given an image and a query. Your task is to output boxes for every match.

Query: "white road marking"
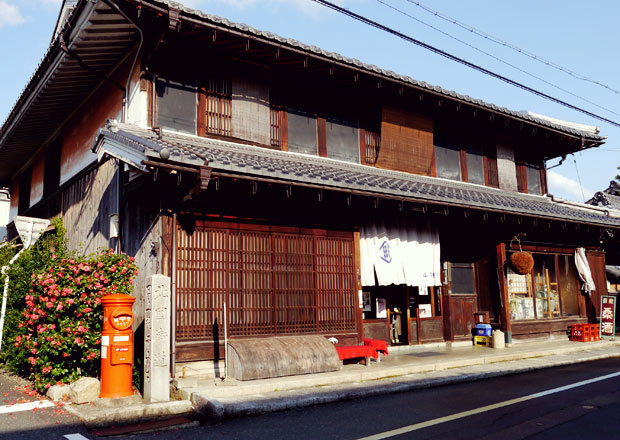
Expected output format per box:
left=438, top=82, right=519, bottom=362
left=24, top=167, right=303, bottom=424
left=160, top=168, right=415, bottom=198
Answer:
left=63, top=434, right=90, bottom=440
left=358, top=370, right=620, bottom=440
left=0, top=399, right=55, bottom=415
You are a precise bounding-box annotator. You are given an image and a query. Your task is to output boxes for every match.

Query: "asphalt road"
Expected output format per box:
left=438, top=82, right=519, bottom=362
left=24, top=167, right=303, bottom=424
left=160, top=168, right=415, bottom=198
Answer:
left=2, top=357, right=620, bottom=439
left=136, top=356, right=620, bottom=440
left=0, top=368, right=89, bottom=440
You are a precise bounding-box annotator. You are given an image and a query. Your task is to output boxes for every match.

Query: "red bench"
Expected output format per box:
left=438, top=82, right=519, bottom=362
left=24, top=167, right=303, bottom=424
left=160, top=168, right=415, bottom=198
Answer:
left=363, top=338, right=388, bottom=358
left=335, top=345, right=378, bottom=366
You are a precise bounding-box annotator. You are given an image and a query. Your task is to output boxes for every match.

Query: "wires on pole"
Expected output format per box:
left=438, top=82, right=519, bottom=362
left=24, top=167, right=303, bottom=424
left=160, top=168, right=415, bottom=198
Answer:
left=310, top=0, right=620, bottom=128
left=404, top=0, right=620, bottom=97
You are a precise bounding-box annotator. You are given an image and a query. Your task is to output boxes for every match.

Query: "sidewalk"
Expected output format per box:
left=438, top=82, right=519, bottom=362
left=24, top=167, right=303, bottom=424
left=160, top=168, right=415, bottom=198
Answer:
left=66, top=339, right=620, bottom=427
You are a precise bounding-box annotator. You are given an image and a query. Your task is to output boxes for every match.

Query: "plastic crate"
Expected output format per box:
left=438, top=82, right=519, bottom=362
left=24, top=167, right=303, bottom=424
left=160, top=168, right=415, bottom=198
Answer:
left=570, top=324, right=585, bottom=342
left=570, top=324, right=601, bottom=342
left=476, top=324, right=492, bottom=337
left=474, top=335, right=491, bottom=347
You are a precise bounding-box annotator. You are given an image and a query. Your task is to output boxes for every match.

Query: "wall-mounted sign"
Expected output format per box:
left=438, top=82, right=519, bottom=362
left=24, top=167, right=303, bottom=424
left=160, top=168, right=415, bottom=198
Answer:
left=600, top=295, right=616, bottom=339
left=418, top=304, right=432, bottom=318
left=363, top=291, right=371, bottom=312
left=376, top=298, right=387, bottom=318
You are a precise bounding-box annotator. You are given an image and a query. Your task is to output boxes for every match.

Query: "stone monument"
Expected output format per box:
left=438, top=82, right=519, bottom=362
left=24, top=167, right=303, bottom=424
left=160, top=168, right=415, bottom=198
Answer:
left=144, top=274, right=171, bottom=402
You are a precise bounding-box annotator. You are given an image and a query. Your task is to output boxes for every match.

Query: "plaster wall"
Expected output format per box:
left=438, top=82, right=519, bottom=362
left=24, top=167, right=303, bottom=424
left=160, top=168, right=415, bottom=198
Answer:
left=60, top=53, right=140, bottom=184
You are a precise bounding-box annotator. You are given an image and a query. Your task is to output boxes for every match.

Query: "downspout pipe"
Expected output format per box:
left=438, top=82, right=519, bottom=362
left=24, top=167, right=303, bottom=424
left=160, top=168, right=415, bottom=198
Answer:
left=0, top=246, right=25, bottom=357
left=0, top=220, right=37, bottom=357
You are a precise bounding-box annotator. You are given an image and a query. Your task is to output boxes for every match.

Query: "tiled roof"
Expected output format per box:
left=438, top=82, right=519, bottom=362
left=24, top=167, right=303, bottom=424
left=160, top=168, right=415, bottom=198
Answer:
left=96, top=123, right=620, bottom=228
left=588, top=181, right=620, bottom=212
left=146, top=0, right=603, bottom=141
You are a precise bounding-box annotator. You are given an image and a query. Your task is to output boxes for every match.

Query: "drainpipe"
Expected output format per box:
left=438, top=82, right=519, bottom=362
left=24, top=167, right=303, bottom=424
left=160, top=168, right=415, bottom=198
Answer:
left=0, top=218, right=49, bottom=356
left=0, top=244, right=24, bottom=357
left=170, top=212, right=177, bottom=379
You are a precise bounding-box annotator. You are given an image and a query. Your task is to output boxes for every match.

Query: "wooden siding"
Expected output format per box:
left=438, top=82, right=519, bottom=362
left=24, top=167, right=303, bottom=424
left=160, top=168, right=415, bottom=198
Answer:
left=446, top=294, right=476, bottom=341
left=364, top=320, right=389, bottom=343
left=586, top=251, right=608, bottom=321
left=377, top=106, right=434, bottom=176
left=418, top=317, right=444, bottom=343
left=32, top=160, right=118, bottom=254
left=175, top=222, right=357, bottom=346
left=123, top=184, right=166, bottom=328
left=516, top=163, right=527, bottom=193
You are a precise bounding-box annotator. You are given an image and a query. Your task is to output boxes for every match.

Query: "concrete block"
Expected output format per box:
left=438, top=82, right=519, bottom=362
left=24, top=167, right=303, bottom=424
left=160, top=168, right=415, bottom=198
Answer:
left=70, top=377, right=101, bottom=404
left=192, top=393, right=225, bottom=420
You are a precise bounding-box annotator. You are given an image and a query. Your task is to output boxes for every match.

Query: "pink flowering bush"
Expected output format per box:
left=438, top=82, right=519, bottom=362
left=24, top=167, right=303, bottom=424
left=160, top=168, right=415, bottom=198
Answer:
left=8, top=249, right=137, bottom=392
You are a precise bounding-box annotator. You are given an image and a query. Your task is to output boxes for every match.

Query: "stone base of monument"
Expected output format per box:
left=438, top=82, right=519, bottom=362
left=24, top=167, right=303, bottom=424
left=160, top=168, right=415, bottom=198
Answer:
left=94, top=392, right=143, bottom=408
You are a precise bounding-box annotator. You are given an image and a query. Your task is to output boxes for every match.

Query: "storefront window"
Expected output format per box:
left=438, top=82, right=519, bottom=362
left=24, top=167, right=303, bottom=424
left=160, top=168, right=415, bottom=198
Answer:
left=508, top=252, right=581, bottom=320
left=508, top=267, right=535, bottom=320
left=533, top=254, right=560, bottom=318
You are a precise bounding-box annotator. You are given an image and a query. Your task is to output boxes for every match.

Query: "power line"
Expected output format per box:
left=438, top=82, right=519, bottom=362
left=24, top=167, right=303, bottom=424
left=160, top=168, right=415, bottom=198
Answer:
left=404, top=0, right=620, bottom=97
left=573, top=158, right=586, bottom=203
left=309, top=0, right=620, bottom=129
left=374, top=0, right=620, bottom=118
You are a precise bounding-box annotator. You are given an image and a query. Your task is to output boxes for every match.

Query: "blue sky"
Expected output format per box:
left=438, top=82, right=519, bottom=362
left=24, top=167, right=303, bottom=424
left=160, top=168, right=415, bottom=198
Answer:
left=1, top=0, right=619, bottom=202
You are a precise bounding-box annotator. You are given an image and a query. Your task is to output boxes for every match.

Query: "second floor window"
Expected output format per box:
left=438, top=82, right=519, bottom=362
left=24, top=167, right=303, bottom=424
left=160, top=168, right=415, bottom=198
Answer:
left=204, top=77, right=232, bottom=137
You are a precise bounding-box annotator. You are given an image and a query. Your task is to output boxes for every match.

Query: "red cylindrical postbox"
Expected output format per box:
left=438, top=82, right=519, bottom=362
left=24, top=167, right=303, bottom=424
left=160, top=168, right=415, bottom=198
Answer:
left=100, top=294, right=135, bottom=398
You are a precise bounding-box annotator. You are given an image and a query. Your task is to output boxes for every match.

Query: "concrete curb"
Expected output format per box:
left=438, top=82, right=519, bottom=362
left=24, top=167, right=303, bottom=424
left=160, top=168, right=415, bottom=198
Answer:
left=192, top=348, right=620, bottom=421
left=64, top=399, right=194, bottom=428
left=181, top=341, right=620, bottom=400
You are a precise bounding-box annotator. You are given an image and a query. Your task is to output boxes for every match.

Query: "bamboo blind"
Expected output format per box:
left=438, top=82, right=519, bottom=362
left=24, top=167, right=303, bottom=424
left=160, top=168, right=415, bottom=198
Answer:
left=377, top=106, right=433, bottom=175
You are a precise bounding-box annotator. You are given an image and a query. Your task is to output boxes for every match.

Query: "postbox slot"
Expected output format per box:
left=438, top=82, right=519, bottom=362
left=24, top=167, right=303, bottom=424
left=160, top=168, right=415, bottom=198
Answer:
left=110, top=344, right=133, bottom=365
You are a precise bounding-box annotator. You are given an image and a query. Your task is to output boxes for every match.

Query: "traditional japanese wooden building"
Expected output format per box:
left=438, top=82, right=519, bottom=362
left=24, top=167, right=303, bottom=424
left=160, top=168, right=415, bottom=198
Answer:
left=1, top=0, right=618, bottom=369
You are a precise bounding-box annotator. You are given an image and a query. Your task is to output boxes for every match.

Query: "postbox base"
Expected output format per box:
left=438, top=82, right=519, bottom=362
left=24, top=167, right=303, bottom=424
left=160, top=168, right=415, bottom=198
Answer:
left=95, top=393, right=142, bottom=407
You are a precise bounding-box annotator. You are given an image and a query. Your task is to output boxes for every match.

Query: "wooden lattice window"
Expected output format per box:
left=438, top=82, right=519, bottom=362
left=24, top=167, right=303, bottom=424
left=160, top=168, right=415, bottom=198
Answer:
left=270, top=106, right=286, bottom=149
left=484, top=156, right=499, bottom=188
left=361, top=129, right=381, bottom=165
left=204, top=77, right=232, bottom=136
left=175, top=222, right=357, bottom=342
left=516, top=163, right=527, bottom=193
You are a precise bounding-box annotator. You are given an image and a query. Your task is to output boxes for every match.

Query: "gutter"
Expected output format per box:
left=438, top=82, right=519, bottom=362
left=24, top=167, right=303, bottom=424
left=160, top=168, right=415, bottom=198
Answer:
left=0, top=0, right=98, bottom=148
left=547, top=194, right=610, bottom=217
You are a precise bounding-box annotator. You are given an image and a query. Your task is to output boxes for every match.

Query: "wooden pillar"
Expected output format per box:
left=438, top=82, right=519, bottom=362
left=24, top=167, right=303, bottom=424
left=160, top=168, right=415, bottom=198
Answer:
left=354, top=230, right=363, bottom=343
left=496, top=243, right=511, bottom=337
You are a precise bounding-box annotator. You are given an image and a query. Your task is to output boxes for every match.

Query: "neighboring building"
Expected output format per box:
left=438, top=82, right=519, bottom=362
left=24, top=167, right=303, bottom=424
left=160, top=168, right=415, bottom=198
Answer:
left=0, top=0, right=618, bottom=371
left=588, top=180, right=620, bottom=212
left=0, top=189, right=8, bottom=241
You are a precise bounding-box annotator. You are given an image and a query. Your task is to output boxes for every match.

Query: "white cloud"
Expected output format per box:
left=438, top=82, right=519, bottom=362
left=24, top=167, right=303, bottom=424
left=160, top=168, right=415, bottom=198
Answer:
left=0, top=1, right=24, bottom=28
left=547, top=170, right=594, bottom=203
